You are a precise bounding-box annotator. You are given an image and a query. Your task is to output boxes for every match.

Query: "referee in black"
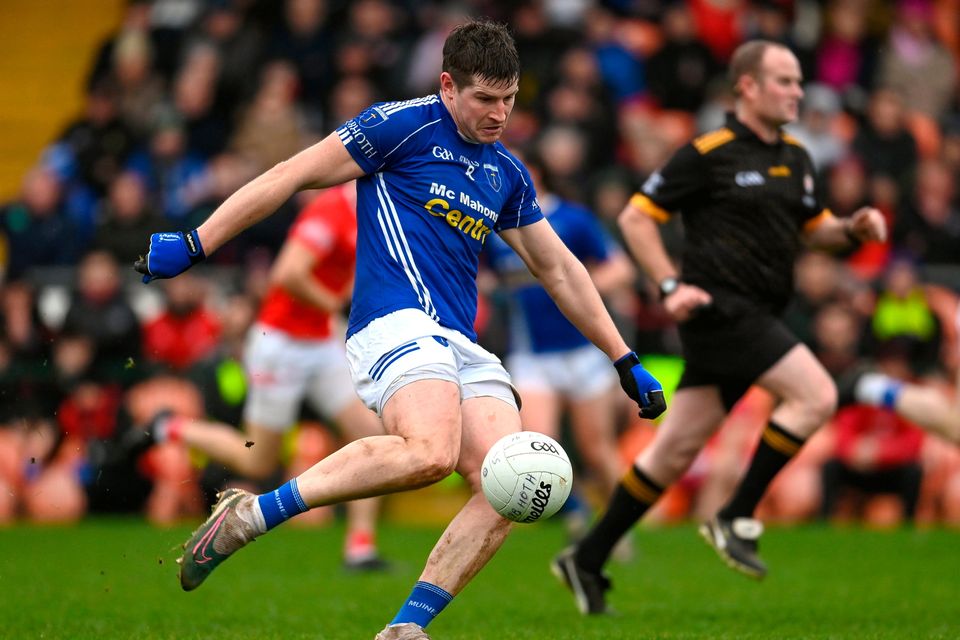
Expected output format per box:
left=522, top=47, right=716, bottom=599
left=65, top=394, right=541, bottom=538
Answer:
left=552, top=40, right=886, bottom=614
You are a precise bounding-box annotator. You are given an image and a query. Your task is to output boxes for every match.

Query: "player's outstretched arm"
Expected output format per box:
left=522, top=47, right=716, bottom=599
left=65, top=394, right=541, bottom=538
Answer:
left=135, top=133, right=365, bottom=282
left=499, top=219, right=665, bottom=419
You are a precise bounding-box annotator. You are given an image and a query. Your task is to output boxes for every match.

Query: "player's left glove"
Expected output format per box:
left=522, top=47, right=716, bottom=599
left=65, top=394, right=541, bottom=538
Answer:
left=133, top=229, right=205, bottom=283
left=615, top=351, right=666, bottom=419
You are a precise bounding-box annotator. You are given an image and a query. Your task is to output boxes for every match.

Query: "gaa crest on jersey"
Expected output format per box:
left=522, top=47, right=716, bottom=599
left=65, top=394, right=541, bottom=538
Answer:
left=358, top=107, right=387, bottom=129
left=484, top=163, right=502, bottom=192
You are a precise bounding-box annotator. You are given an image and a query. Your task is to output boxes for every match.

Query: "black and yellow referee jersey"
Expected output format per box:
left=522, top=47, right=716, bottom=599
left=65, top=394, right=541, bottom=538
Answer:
left=630, top=112, right=836, bottom=314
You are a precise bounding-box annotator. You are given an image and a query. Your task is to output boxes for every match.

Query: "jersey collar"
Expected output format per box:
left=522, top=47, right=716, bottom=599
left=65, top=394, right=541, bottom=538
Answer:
left=724, top=111, right=784, bottom=147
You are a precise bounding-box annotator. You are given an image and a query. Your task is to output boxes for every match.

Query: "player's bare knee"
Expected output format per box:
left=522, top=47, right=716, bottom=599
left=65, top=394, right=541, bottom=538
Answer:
left=410, top=444, right=458, bottom=484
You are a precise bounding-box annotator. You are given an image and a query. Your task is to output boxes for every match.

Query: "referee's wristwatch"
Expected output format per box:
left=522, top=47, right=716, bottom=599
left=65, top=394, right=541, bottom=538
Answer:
left=658, top=276, right=679, bottom=300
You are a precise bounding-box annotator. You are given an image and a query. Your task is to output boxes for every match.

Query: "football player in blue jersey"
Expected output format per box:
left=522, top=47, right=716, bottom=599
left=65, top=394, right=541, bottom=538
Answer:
left=484, top=153, right=637, bottom=542
left=135, top=20, right=665, bottom=640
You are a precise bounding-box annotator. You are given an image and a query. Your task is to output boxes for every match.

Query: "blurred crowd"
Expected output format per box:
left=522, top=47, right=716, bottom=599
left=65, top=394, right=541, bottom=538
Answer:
left=3, top=0, right=960, bottom=529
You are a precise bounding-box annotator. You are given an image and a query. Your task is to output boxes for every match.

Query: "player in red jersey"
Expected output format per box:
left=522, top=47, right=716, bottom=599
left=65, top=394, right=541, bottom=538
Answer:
left=143, top=183, right=388, bottom=569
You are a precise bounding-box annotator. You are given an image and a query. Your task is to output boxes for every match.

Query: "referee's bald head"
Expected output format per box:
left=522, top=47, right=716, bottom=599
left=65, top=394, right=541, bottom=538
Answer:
left=729, top=40, right=790, bottom=97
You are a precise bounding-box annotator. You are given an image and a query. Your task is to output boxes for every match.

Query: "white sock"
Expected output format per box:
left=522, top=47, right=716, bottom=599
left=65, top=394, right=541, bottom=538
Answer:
left=237, top=495, right=268, bottom=535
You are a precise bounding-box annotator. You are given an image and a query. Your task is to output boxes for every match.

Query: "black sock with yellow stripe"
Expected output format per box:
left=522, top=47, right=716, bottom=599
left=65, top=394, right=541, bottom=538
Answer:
left=574, top=465, right=664, bottom=573
left=719, top=420, right=805, bottom=520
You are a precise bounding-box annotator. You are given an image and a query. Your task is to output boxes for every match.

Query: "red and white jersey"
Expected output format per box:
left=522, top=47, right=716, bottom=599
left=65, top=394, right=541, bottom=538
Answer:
left=257, top=184, right=357, bottom=339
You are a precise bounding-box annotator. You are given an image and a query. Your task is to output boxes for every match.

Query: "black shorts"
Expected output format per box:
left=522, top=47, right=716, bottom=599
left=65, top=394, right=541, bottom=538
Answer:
left=677, top=303, right=799, bottom=410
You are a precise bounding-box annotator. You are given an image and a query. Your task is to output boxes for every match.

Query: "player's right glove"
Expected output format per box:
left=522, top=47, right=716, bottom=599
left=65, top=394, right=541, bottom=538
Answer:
left=615, top=351, right=666, bottom=419
left=133, top=229, right=205, bottom=283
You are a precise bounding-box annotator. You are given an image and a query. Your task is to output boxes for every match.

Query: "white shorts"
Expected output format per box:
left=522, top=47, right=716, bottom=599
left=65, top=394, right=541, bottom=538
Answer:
left=346, top=308, right=519, bottom=415
left=243, top=324, right=359, bottom=431
left=505, top=343, right=617, bottom=401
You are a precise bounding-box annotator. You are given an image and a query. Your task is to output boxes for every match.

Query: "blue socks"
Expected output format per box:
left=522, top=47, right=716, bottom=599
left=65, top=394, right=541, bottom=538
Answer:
left=257, top=478, right=308, bottom=530
left=390, top=581, right=453, bottom=628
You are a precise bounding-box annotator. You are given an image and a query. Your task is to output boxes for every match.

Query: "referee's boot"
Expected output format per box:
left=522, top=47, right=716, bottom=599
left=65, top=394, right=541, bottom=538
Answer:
left=699, top=516, right=767, bottom=579
left=551, top=547, right=613, bottom=615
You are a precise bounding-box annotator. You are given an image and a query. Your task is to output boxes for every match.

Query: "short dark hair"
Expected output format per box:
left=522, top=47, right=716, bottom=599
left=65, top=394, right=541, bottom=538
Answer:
left=728, top=39, right=783, bottom=95
left=442, top=19, right=520, bottom=89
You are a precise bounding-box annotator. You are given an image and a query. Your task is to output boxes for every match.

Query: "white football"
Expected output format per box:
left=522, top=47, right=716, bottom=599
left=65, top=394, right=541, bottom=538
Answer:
left=481, top=431, right=573, bottom=523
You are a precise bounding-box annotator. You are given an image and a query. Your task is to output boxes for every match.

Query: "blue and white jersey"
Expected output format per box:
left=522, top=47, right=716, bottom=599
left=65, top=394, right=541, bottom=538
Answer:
left=337, top=94, right=542, bottom=341
left=485, top=195, right=613, bottom=353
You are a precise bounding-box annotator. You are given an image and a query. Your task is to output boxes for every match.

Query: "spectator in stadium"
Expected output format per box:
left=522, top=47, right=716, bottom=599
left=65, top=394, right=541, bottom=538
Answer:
left=265, top=0, right=333, bottom=116
left=134, top=20, right=664, bottom=640
left=645, top=1, right=721, bottom=113
left=893, top=159, right=960, bottom=267
left=552, top=40, right=886, bottom=614
left=851, top=87, right=918, bottom=205
left=60, top=250, right=141, bottom=381
left=0, top=166, right=80, bottom=282
left=187, top=0, right=262, bottom=114
left=0, top=327, right=65, bottom=523
left=875, top=0, right=957, bottom=120
left=785, top=83, right=847, bottom=174
left=483, top=155, right=636, bottom=541
left=335, top=0, right=410, bottom=98
left=92, top=171, right=165, bottom=266
left=536, top=124, right=591, bottom=203
left=142, top=270, right=222, bottom=372
left=169, top=42, right=231, bottom=160
left=136, top=183, right=390, bottom=570
left=110, top=28, right=167, bottom=141
left=812, top=0, right=879, bottom=96
left=324, top=75, right=380, bottom=134
left=0, top=280, right=48, bottom=365
left=44, top=80, right=138, bottom=234
left=125, top=109, right=211, bottom=224
left=783, top=251, right=849, bottom=349
left=229, top=59, right=318, bottom=173
left=542, top=45, right=619, bottom=175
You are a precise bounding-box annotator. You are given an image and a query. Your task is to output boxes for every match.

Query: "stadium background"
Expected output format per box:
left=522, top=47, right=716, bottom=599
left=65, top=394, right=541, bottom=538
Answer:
left=1, top=0, right=960, bottom=599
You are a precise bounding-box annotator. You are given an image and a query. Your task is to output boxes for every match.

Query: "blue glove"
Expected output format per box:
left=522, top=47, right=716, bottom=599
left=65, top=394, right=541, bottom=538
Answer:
left=614, top=351, right=666, bottom=419
left=134, top=230, right=205, bottom=283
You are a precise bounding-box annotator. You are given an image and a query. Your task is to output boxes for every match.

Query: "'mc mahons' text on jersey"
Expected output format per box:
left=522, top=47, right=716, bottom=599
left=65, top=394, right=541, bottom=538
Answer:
left=338, top=95, right=542, bottom=341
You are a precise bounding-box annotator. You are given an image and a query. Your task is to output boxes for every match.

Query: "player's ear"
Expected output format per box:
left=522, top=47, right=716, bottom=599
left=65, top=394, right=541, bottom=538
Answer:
left=439, top=72, right=457, bottom=96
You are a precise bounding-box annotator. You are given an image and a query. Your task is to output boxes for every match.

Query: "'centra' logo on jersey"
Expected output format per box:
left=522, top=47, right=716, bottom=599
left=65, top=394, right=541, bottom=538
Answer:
left=424, top=197, right=493, bottom=244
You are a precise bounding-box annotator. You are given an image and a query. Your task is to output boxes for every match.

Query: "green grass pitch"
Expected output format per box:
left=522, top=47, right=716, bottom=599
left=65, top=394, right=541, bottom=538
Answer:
left=2, top=519, right=958, bottom=639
